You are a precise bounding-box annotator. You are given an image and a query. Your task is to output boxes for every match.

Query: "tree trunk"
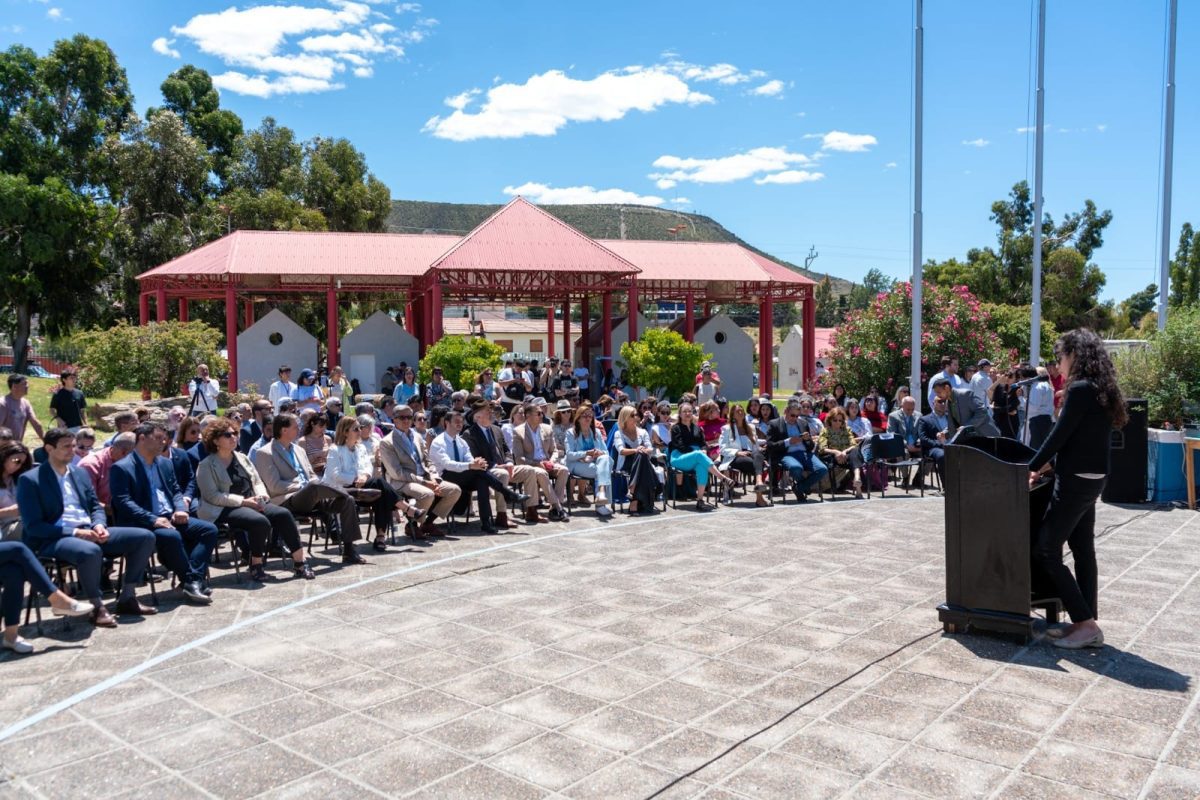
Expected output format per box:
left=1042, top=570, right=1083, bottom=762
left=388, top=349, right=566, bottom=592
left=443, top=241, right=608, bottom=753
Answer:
left=12, top=302, right=31, bottom=375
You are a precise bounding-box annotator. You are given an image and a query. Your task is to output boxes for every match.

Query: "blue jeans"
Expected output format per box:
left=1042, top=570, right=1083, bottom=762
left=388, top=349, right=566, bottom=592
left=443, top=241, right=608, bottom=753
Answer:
left=0, top=542, right=58, bottom=626
left=570, top=453, right=612, bottom=491
left=153, top=518, right=219, bottom=583
left=36, top=528, right=156, bottom=603
left=782, top=454, right=828, bottom=495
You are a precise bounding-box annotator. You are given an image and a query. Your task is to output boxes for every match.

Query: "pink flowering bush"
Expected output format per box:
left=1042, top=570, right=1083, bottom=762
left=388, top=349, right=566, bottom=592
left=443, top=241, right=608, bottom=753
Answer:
left=819, top=282, right=1000, bottom=396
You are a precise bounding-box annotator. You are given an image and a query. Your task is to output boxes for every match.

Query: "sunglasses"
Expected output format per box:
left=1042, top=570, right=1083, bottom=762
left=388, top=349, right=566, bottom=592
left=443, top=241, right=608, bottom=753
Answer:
left=349, top=425, right=361, bottom=431
left=415, top=416, right=426, bottom=421
left=394, top=414, right=413, bottom=421
left=219, top=431, right=237, bottom=439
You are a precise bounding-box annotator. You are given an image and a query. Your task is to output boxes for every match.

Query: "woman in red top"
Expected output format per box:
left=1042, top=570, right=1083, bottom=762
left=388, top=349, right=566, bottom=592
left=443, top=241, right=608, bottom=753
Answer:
left=696, top=400, right=726, bottom=460
left=860, top=395, right=887, bottom=433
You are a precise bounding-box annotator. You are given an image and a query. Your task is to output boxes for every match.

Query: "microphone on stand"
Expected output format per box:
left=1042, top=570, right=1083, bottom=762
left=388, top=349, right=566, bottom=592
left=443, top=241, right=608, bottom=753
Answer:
left=1012, top=375, right=1050, bottom=388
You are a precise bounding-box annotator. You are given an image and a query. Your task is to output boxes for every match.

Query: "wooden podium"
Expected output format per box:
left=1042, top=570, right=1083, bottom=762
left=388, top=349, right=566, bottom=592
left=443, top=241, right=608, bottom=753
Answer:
left=937, top=436, right=1060, bottom=638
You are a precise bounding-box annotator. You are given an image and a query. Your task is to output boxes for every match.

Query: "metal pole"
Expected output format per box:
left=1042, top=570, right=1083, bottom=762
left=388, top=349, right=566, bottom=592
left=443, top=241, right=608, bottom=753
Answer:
left=1158, top=0, right=1178, bottom=330
left=910, top=0, right=924, bottom=410
left=1030, top=0, right=1046, bottom=362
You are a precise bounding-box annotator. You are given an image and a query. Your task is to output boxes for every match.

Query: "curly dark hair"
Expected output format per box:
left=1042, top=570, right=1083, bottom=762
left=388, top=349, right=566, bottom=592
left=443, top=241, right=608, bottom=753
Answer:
left=1055, top=328, right=1127, bottom=429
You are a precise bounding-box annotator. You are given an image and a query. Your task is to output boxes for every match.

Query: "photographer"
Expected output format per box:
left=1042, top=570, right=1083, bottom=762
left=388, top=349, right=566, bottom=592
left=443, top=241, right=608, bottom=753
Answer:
left=187, top=364, right=220, bottom=417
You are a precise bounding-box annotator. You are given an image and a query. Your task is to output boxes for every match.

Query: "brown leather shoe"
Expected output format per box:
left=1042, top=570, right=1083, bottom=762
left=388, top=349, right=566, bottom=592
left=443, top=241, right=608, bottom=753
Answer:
left=419, top=518, right=446, bottom=537
left=495, top=512, right=518, bottom=530
left=114, top=598, right=158, bottom=616
left=524, top=508, right=548, bottom=524
left=91, top=606, right=118, bottom=627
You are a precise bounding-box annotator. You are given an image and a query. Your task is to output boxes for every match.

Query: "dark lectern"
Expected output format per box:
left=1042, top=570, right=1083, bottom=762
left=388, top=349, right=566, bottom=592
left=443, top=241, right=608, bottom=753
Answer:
left=937, top=436, right=1059, bottom=638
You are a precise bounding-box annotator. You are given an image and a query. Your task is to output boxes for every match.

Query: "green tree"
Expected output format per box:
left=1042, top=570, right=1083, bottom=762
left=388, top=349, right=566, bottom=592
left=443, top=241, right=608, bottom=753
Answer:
left=1040, top=247, right=1112, bottom=332
left=302, top=136, right=391, bottom=232
left=0, top=36, right=133, bottom=371
left=228, top=116, right=304, bottom=196
left=846, top=268, right=896, bottom=311
left=72, top=320, right=227, bottom=398
left=418, top=336, right=505, bottom=391
left=618, top=328, right=709, bottom=400
left=980, top=303, right=1056, bottom=361
left=814, top=276, right=838, bottom=327
left=1168, top=222, right=1193, bottom=307
left=1113, top=304, right=1200, bottom=425
left=151, top=65, right=243, bottom=184
left=1112, top=284, right=1158, bottom=335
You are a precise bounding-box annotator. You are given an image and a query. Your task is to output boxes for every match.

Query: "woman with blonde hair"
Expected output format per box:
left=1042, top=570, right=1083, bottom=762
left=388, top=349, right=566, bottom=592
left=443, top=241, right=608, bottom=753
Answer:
left=565, top=404, right=612, bottom=516
left=322, top=416, right=420, bottom=551
left=614, top=405, right=661, bottom=514
left=818, top=406, right=863, bottom=498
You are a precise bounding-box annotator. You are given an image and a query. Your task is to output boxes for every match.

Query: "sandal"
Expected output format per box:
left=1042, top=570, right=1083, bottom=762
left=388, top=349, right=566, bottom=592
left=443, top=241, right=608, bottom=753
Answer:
left=372, top=537, right=388, bottom=552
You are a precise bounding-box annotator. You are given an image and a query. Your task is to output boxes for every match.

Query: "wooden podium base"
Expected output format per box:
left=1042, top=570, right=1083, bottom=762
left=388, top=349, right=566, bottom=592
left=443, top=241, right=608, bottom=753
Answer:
left=937, top=599, right=1062, bottom=640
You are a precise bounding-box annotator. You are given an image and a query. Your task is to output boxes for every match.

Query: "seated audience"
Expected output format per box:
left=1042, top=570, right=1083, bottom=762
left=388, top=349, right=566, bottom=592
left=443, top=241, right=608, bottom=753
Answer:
left=0, top=540, right=93, bottom=652
left=299, top=413, right=331, bottom=476
left=254, top=413, right=364, bottom=568
left=697, top=400, right=725, bottom=460
left=886, top=395, right=924, bottom=490
left=765, top=399, right=829, bottom=502
left=565, top=404, right=614, bottom=516
left=17, top=428, right=157, bottom=627
left=239, top=400, right=272, bottom=455
left=510, top=402, right=569, bottom=522
left=462, top=401, right=534, bottom=528
left=379, top=404, right=461, bottom=538
left=79, top=432, right=135, bottom=510
left=860, top=395, right=887, bottom=434
left=323, top=416, right=421, bottom=551
left=845, top=398, right=871, bottom=441
left=110, top=422, right=217, bottom=605
left=71, top=428, right=95, bottom=467
left=196, top=417, right=310, bottom=583
left=719, top=403, right=767, bottom=506
left=613, top=405, right=662, bottom=513
left=1, top=442, right=34, bottom=541
left=426, top=367, right=454, bottom=408
left=818, top=406, right=863, bottom=498
left=428, top=410, right=521, bottom=534
left=103, top=411, right=138, bottom=447
left=669, top=402, right=732, bottom=512
left=917, top=396, right=950, bottom=482
left=392, top=367, right=421, bottom=407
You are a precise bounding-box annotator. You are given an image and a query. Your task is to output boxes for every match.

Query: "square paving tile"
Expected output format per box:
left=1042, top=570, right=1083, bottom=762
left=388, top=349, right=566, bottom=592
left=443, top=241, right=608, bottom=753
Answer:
left=1023, top=739, right=1156, bottom=798
left=410, top=764, right=549, bottom=799
left=777, top=719, right=903, bottom=776
left=364, top=688, right=478, bottom=734
left=495, top=686, right=606, bottom=728
left=720, top=751, right=855, bottom=800
left=341, top=736, right=472, bottom=796
left=488, top=732, right=616, bottom=791
left=423, top=708, right=545, bottom=758
left=624, top=680, right=733, bottom=724
left=561, top=705, right=677, bottom=754
left=876, top=743, right=1010, bottom=798
left=560, top=758, right=701, bottom=800
left=827, top=693, right=942, bottom=741
left=182, top=742, right=321, bottom=800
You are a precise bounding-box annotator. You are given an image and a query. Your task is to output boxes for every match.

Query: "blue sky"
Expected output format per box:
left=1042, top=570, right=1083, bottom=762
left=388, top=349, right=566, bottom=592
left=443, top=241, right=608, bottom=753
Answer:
left=3, top=0, right=1196, bottom=303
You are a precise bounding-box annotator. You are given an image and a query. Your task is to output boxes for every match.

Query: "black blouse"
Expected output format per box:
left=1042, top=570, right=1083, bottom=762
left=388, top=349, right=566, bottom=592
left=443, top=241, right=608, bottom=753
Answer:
left=670, top=422, right=707, bottom=453
left=1029, top=380, right=1113, bottom=476
left=226, top=458, right=255, bottom=497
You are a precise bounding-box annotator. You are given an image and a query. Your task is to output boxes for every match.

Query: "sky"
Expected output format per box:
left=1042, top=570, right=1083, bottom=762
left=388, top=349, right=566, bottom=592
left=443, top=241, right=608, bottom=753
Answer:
left=2, top=0, right=1196, bottom=303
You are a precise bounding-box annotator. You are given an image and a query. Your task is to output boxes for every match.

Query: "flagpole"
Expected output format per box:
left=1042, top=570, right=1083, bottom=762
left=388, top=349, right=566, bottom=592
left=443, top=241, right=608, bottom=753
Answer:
left=1030, top=0, right=1046, bottom=363
left=1158, top=0, right=1178, bottom=330
left=911, top=0, right=924, bottom=408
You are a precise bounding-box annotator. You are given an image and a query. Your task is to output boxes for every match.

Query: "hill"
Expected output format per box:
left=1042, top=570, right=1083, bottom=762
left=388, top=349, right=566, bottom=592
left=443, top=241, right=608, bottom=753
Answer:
left=387, top=200, right=852, bottom=294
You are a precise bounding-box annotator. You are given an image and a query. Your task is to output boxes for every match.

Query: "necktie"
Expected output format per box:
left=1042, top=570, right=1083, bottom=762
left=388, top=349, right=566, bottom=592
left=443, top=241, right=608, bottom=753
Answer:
left=452, top=437, right=461, bottom=462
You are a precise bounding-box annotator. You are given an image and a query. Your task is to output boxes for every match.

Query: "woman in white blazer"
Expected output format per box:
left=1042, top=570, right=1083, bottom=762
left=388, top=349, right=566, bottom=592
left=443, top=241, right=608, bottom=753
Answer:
left=322, top=417, right=421, bottom=551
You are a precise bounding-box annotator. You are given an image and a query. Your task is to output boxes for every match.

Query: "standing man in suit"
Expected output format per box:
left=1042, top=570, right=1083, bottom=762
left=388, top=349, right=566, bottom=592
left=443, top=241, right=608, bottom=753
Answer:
left=931, top=378, right=1001, bottom=438
left=429, top=410, right=525, bottom=534
left=110, top=422, right=217, bottom=605
left=510, top=402, right=570, bottom=522
left=462, top=401, right=532, bottom=529
left=916, top=396, right=950, bottom=484
left=16, top=428, right=157, bottom=627
left=253, top=413, right=364, bottom=568
left=378, top=404, right=461, bottom=537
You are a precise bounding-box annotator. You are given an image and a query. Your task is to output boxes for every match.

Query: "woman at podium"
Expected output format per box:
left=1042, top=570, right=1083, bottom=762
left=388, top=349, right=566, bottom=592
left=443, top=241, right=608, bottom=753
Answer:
left=1028, top=329, right=1127, bottom=650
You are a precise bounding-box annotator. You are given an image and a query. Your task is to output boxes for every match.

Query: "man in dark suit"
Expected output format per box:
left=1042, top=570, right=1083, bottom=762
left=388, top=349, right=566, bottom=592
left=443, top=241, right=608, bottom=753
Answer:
left=111, top=422, right=217, bottom=605
left=932, top=378, right=1001, bottom=438
left=764, top=399, right=828, bottom=501
left=17, top=428, right=157, bottom=627
left=461, top=401, right=531, bottom=529
left=238, top=399, right=271, bottom=455
left=428, top=410, right=521, bottom=534
left=916, top=395, right=951, bottom=485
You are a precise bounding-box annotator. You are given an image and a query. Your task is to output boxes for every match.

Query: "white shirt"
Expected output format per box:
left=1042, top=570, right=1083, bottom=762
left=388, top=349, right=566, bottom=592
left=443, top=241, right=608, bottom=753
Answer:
left=574, top=367, right=590, bottom=390
left=501, top=423, right=515, bottom=453
left=1028, top=380, right=1055, bottom=419
left=970, top=371, right=993, bottom=406
left=719, top=426, right=756, bottom=461
left=428, top=431, right=473, bottom=474
left=926, top=372, right=966, bottom=410
left=188, top=377, right=220, bottom=415
left=695, top=382, right=717, bottom=404
left=57, top=468, right=93, bottom=530
left=847, top=416, right=871, bottom=439
left=268, top=380, right=296, bottom=412
left=527, top=424, right=547, bottom=461
left=321, top=444, right=373, bottom=487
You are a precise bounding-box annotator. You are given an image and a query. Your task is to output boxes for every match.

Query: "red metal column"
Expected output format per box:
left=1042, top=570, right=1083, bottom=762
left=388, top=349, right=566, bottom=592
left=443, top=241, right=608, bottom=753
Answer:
left=802, top=293, right=816, bottom=389
left=243, top=300, right=254, bottom=330
left=326, top=285, right=339, bottom=370
left=580, top=295, right=590, bottom=374
left=139, top=292, right=150, bottom=326
left=404, top=299, right=415, bottom=335
left=704, top=302, right=713, bottom=317
left=627, top=278, right=639, bottom=343
left=760, top=298, right=774, bottom=394
left=155, top=288, right=168, bottom=322
left=413, top=292, right=426, bottom=356
left=684, top=292, right=695, bottom=342
left=431, top=281, right=444, bottom=342
left=225, top=286, right=239, bottom=392
left=601, top=293, right=613, bottom=358
left=420, top=290, right=432, bottom=356
left=178, top=298, right=189, bottom=323
left=561, top=300, right=570, bottom=362
left=547, top=306, right=556, bottom=357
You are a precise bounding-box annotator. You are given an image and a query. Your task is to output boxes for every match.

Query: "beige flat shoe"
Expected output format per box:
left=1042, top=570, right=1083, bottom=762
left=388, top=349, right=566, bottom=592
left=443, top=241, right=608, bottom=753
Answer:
left=1052, top=630, right=1104, bottom=649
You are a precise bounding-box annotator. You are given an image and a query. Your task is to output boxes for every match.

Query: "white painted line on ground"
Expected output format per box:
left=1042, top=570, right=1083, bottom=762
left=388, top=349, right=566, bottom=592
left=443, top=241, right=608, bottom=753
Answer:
left=0, top=505, right=773, bottom=744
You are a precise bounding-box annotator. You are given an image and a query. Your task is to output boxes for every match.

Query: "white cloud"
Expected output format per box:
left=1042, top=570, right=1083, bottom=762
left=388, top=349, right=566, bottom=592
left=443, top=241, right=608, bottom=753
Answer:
left=152, top=37, right=181, bottom=58
left=805, top=130, right=877, bottom=152
left=425, top=67, right=713, bottom=141
left=961, top=137, right=990, bottom=147
left=662, top=59, right=765, bottom=85
left=211, top=71, right=343, bottom=98
left=395, top=2, right=421, bottom=11
left=649, top=146, right=816, bottom=185
left=503, top=182, right=665, bottom=207
left=884, top=161, right=898, bottom=169
left=669, top=197, right=692, bottom=205
left=168, top=0, right=428, bottom=97
left=444, top=89, right=480, bottom=110
left=1096, top=123, right=1107, bottom=132
left=750, top=79, right=785, bottom=97
left=1017, top=124, right=1050, bottom=133
left=655, top=178, right=677, bottom=190
left=46, top=7, right=64, bottom=20
left=754, top=170, right=824, bottom=185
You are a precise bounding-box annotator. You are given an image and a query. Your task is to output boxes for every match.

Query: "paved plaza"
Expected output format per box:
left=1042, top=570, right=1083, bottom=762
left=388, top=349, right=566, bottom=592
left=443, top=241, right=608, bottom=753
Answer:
left=0, top=493, right=1198, bottom=799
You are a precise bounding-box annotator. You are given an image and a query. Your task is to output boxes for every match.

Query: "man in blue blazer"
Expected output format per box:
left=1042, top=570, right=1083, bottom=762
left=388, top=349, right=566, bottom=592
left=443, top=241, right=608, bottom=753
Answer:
left=111, top=422, right=217, bottom=605
left=17, top=428, right=157, bottom=628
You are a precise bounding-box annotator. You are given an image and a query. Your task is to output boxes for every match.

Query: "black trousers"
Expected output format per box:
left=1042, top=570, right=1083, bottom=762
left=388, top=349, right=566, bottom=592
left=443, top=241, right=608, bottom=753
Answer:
left=1029, top=415, right=1054, bottom=450
left=443, top=469, right=507, bottom=527
left=282, top=482, right=361, bottom=544
left=362, top=476, right=401, bottom=533
left=1034, top=476, right=1102, bottom=623
left=217, top=504, right=302, bottom=557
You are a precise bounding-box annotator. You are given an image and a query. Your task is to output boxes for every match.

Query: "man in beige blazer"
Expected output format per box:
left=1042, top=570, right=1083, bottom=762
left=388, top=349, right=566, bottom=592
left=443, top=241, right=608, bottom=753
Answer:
left=378, top=404, right=461, bottom=536
left=510, top=402, right=569, bottom=522
left=253, top=412, right=366, bottom=563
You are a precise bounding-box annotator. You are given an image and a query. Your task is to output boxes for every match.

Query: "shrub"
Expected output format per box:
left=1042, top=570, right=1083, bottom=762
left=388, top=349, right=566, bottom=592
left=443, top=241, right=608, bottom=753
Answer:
left=418, top=335, right=505, bottom=392
left=72, top=321, right=228, bottom=399
left=1113, top=305, right=1200, bottom=426
left=619, top=328, right=710, bottom=400
left=821, top=282, right=1000, bottom=399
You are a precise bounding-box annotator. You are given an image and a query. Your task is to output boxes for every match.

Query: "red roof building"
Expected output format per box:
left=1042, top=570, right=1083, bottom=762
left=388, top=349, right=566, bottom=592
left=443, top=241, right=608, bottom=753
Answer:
left=137, top=197, right=816, bottom=394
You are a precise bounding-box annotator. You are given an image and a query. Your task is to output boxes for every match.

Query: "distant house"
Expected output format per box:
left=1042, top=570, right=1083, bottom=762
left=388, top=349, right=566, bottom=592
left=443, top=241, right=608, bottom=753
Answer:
left=666, top=314, right=755, bottom=400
